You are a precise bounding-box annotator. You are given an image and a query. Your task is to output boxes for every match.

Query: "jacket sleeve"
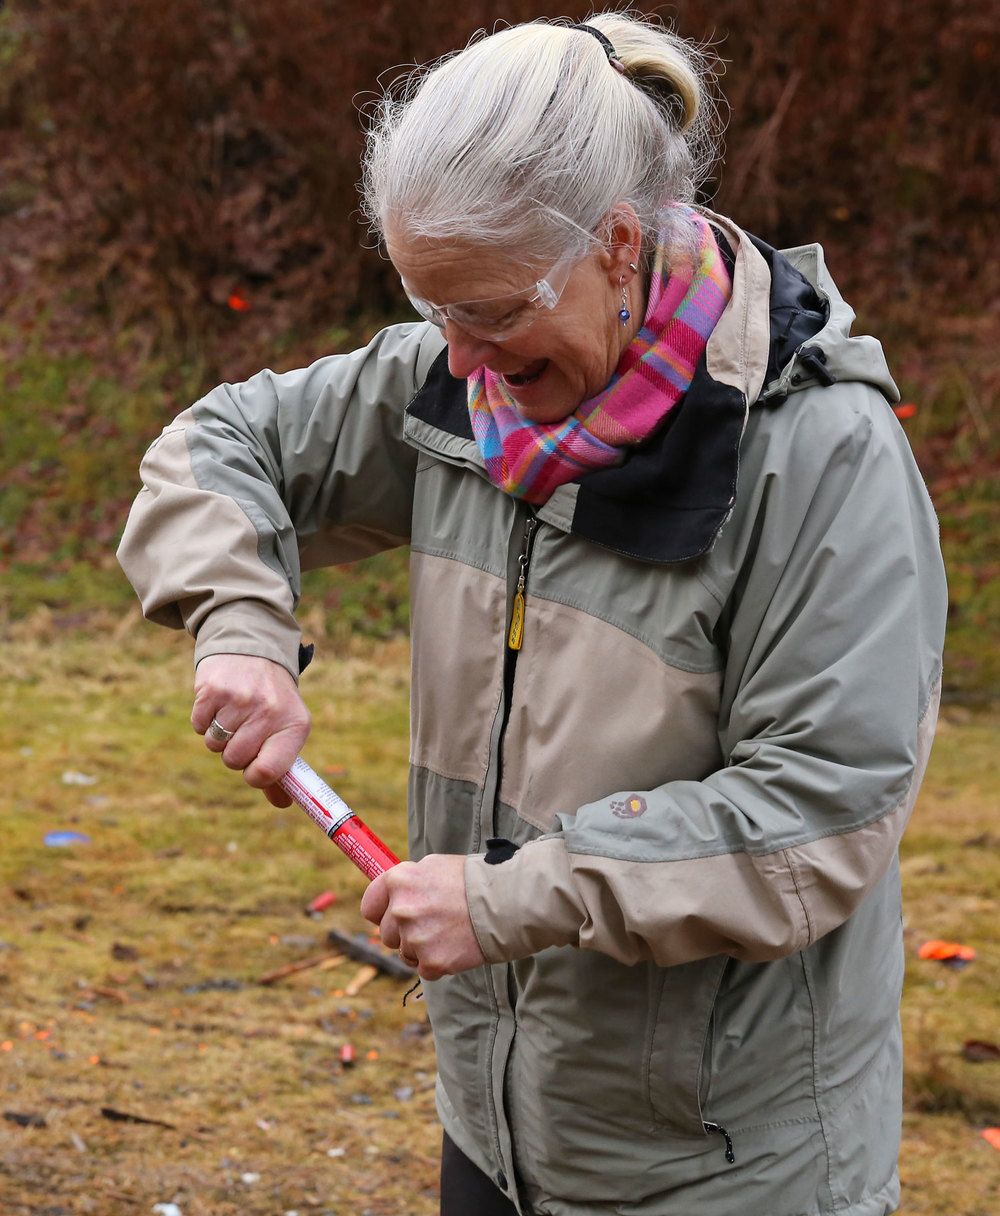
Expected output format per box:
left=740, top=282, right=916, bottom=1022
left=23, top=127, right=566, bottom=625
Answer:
left=117, top=322, right=445, bottom=677
left=464, top=382, right=948, bottom=967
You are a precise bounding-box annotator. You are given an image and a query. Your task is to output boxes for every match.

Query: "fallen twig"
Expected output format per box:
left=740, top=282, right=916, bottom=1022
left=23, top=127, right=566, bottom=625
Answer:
left=326, top=929, right=416, bottom=979
left=101, top=1186, right=141, bottom=1204
left=4, top=1110, right=47, bottom=1128
left=344, top=964, right=380, bottom=997
left=99, top=1106, right=212, bottom=1140
left=257, top=951, right=347, bottom=985
left=100, top=1106, right=177, bottom=1129
left=86, top=985, right=130, bottom=1003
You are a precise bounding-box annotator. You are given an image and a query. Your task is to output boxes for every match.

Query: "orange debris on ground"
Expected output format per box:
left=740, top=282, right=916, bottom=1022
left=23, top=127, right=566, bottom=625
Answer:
left=917, top=940, right=976, bottom=962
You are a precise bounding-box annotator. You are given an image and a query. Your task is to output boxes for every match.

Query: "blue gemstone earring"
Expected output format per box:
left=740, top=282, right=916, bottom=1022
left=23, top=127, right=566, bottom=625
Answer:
left=618, top=277, right=630, bottom=326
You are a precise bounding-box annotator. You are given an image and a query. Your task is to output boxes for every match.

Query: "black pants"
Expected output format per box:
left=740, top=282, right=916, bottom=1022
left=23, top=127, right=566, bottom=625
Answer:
left=441, top=1132, right=520, bottom=1216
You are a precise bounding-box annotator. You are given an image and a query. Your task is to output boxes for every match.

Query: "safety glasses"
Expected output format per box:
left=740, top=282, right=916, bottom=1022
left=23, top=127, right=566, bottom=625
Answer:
left=402, top=252, right=580, bottom=343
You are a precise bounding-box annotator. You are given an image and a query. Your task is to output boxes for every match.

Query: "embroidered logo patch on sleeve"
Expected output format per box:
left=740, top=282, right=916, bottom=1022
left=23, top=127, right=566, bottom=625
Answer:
left=611, top=795, right=647, bottom=819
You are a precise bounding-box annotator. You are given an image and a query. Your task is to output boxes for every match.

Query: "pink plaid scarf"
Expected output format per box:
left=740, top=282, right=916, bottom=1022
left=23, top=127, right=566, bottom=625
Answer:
left=467, top=206, right=732, bottom=503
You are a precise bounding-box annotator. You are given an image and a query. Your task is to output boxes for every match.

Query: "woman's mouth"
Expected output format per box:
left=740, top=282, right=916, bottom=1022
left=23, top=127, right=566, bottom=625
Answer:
left=501, top=359, right=548, bottom=388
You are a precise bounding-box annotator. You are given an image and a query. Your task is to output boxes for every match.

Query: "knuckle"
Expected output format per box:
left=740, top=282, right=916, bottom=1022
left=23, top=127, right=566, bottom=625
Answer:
left=256, top=761, right=286, bottom=786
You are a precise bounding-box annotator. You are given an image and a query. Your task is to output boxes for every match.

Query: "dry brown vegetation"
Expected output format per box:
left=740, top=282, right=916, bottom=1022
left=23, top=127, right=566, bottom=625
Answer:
left=1, top=1, right=998, bottom=618
left=0, top=0, right=995, bottom=362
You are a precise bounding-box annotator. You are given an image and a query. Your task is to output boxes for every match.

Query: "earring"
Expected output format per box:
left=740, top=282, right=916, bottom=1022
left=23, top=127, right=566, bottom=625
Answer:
left=618, top=277, right=630, bottom=327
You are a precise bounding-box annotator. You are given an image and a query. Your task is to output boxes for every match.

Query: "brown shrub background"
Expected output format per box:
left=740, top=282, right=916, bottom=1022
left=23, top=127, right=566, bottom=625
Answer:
left=0, top=0, right=997, bottom=363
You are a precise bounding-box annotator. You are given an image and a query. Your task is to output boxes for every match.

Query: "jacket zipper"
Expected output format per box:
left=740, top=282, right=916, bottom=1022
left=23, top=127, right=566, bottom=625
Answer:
left=483, top=509, right=539, bottom=1196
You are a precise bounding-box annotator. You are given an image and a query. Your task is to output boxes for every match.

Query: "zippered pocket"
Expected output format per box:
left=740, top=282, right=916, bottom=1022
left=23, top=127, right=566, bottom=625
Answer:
left=646, top=954, right=729, bottom=1135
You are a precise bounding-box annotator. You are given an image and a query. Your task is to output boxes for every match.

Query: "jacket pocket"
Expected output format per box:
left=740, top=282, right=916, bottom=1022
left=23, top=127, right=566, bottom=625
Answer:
left=646, top=954, right=730, bottom=1134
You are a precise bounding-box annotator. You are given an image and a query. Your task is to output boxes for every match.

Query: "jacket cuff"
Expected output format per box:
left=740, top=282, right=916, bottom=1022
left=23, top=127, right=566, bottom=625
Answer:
left=464, top=838, right=587, bottom=963
left=192, top=599, right=303, bottom=682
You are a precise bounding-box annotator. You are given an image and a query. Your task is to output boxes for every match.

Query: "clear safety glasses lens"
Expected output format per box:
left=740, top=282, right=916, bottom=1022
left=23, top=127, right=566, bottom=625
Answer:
left=403, top=253, right=579, bottom=342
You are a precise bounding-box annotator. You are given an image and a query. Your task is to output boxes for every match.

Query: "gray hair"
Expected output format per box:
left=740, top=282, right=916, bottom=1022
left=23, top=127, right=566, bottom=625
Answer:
left=360, top=12, right=722, bottom=268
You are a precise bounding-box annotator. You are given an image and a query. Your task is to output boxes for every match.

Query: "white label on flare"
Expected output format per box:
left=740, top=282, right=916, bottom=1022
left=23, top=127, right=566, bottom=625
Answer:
left=278, top=757, right=354, bottom=837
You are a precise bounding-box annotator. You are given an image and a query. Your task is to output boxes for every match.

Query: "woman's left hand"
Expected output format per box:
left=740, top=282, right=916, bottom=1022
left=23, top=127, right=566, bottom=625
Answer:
left=360, top=854, right=486, bottom=980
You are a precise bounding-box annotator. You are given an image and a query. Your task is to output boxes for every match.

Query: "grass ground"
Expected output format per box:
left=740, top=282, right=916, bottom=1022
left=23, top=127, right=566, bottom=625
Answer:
left=0, top=615, right=438, bottom=1216
left=1, top=606, right=999, bottom=1215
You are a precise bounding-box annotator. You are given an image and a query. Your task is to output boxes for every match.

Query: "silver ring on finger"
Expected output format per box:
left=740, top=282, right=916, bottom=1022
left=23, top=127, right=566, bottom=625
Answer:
left=208, top=718, right=236, bottom=743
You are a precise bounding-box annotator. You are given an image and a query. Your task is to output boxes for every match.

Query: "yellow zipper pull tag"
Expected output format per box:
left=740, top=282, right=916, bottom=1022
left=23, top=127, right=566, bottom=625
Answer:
left=508, top=515, right=537, bottom=652
left=508, top=588, right=525, bottom=650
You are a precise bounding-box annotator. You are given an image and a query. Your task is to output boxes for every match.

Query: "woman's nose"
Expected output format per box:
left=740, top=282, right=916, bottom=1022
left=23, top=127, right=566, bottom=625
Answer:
left=444, top=321, right=498, bottom=379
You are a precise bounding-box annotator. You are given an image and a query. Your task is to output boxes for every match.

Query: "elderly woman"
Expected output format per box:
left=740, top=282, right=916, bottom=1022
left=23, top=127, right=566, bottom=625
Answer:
left=119, top=13, right=947, bottom=1216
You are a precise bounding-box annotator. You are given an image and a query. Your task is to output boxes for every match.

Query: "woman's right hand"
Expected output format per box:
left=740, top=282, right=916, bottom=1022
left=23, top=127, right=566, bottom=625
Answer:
left=191, top=654, right=312, bottom=807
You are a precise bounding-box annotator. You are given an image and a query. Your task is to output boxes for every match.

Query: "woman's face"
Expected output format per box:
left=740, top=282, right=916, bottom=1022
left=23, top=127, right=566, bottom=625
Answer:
left=386, top=224, right=641, bottom=425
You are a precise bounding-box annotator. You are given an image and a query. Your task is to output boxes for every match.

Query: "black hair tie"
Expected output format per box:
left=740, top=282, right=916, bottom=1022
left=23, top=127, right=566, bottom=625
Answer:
left=570, top=22, right=626, bottom=73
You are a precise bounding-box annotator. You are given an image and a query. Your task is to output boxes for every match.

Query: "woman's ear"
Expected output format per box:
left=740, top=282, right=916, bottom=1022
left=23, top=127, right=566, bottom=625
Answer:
left=599, top=202, right=643, bottom=282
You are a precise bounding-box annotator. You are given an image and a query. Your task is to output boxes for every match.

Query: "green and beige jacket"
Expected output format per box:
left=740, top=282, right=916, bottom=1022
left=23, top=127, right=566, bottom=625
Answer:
left=119, top=213, right=947, bottom=1216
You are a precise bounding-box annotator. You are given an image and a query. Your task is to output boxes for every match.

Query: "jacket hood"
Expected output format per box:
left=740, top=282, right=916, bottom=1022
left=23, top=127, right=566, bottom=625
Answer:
left=404, top=214, right=899, bottom=565
left=755, top=237, right=899, bottom=407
